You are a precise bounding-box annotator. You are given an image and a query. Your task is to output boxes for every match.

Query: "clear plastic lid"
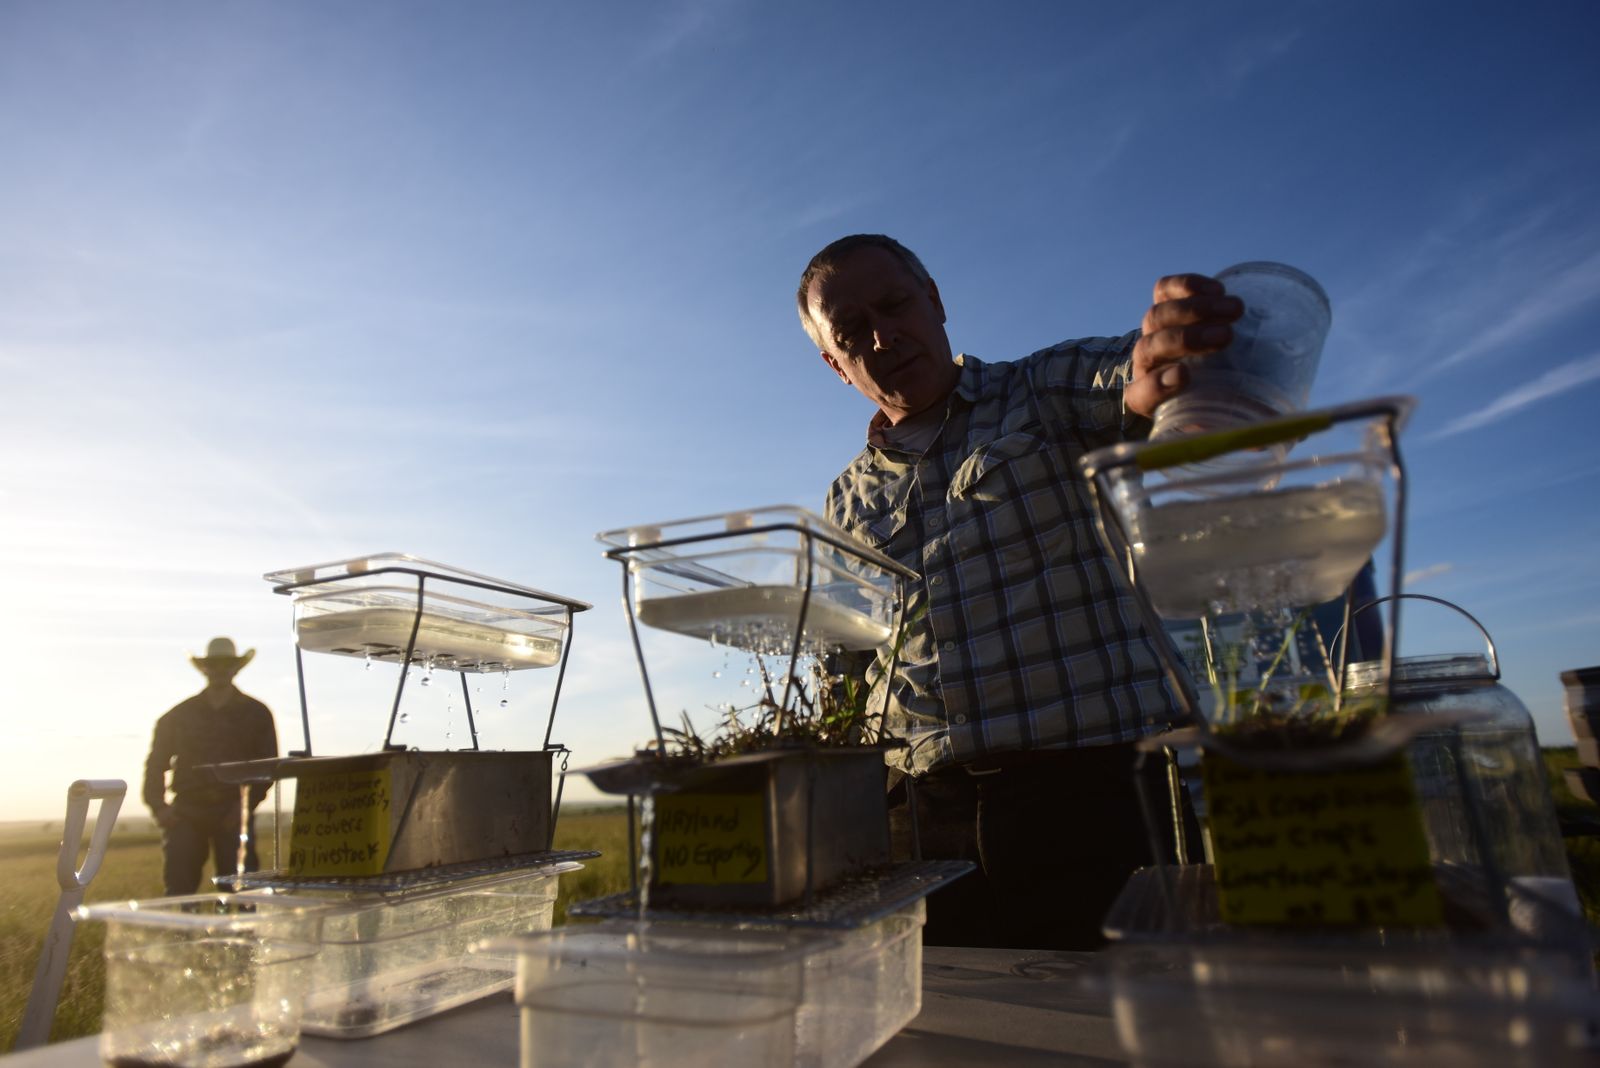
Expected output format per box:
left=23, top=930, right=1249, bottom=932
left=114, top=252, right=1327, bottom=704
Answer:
left=77, top=893, right=325, bottom=934
left=264, top=552, right=590, bottom=611
left=483, top=920, right=831, bottom=972
left=596, top=505, right=907, bottom=576
left=597, top=505, right=914, bottom=653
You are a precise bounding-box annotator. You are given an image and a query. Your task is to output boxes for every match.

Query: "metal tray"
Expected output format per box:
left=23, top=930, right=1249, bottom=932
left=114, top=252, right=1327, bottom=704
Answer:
left=258, top=750, right=557, bottom=876
left=580, top=746, right=891, bottom=908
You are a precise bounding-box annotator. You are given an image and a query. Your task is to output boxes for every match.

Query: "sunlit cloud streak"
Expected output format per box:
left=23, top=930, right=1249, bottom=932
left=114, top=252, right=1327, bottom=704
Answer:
left=1220, top=28, right=1304, bottom=94
left=1427, top=350, right=1600, bottom=439
left=639, top=0, right=739, bottom=60
left=1404, top=562, right=1454, bottom=586
left=1430, top=248, right=1600, bottom=374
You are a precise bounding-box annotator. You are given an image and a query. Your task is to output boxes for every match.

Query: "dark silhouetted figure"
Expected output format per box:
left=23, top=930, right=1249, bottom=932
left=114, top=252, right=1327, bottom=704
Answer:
left=144, top=637, right=278, bottom=895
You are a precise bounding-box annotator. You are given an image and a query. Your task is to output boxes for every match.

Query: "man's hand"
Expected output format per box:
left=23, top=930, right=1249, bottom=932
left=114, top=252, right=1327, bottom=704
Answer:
left=1124, top=273, right=1243, bottom=419
left=153, top=806, right=181, bottom=830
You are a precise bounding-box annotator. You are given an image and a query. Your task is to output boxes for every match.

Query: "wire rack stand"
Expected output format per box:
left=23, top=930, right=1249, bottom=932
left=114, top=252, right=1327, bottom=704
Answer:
left=568, top=859, right=974, bottom=930
left=217, top=849, right=600, bottom=895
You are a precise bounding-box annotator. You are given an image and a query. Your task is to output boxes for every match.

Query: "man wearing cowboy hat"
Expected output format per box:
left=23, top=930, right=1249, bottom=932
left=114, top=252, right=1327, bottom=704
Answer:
left=143, top=637, right=279, bottom=895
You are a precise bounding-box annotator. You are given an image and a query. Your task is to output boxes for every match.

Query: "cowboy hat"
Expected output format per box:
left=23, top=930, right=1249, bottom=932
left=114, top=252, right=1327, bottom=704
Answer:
left=190, top=636, right=256, bottom=674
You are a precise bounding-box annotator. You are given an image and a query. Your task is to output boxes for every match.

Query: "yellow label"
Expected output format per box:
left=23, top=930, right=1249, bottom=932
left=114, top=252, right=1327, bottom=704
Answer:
left=1204, top=752, right=1443, bottom=927
left=653, top=792, right=769, bottom=885
left=287, top=768, right=393, bottom=876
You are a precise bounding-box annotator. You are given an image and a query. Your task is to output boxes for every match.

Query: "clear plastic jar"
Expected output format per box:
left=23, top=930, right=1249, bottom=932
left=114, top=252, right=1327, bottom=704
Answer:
left=1149, top=260, right=1331, bottom=443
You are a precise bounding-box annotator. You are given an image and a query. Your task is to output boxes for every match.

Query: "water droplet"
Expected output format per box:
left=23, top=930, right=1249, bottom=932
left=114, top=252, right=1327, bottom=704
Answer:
left=711, top=670, right=721, bottom=679
left=499, top=698, right=508, bottom=708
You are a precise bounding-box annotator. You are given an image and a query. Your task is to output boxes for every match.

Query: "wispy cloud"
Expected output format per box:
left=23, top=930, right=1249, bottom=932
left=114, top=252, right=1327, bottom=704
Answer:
left=1331, top=151, right=1600, bottom=396
left=1404, top=562, right=1454, bottom=586
left=639, top=0, right=740, bottom=60
left=1430, top=247, right=1600, bottom=373
left=1428, top=350, right=1600, bottom=439
left=1220, top=28, right=1304, bottom=95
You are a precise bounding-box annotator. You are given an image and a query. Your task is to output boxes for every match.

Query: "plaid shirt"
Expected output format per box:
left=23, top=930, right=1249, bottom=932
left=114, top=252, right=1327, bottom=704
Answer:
left=825, top=332, right=1178, bottom=775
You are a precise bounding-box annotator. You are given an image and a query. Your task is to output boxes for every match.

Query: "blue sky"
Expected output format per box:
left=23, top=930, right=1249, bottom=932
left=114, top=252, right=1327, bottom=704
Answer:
left=3, top=1, right=1598, bottom=820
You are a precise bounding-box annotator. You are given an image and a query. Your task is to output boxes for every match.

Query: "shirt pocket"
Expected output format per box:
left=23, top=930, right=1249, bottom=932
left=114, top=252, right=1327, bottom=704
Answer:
left=946, top=430, right=1076, bottom=565
left=948, top=430, right=1049, bottom=502
left=854, top=500, right=912, bottom=560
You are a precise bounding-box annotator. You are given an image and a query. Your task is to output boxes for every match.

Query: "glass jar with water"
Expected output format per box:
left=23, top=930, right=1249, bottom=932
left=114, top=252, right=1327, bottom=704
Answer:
left=1344, top=595, right=1582, bottom=942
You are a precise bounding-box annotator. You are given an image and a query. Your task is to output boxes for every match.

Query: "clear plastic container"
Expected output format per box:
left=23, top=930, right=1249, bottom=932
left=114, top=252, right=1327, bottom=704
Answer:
left=1149, top=261, right=1331, bottom=444
left=596, top=506, right=907, bottom=654
left=1102, top=866, right=1600, bottom=1067
left=1084, top=399, right=1408, bottom=620
left=491, top=903, right=924, bottom=1068
left=1107, top=938, right=1600, bottom=1067
left=264, top=553, right=579, bottom=672
left=794, top=900, right=925, bottom=1067
left=495, top=923, right=817, bottom=1067
left=242, top=864, right=573, bottom=1038
left=77, top=894, right=323, bottom=1068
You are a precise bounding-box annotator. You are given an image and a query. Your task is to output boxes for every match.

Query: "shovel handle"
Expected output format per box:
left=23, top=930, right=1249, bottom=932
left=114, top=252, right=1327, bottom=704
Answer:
left=58, top=780, right=125, bottom=891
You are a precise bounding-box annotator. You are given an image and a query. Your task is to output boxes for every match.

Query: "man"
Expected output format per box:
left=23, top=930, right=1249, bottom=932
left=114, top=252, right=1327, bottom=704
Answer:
left=799, top=234, right=1242, bottom=949
left=144, top=637, right=278, bottom=894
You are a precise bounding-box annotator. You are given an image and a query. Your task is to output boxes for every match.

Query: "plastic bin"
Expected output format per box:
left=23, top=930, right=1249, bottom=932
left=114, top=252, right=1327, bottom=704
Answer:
left=495, top=923, right=819, bottom=1067
left=1107, top=939, right=1600, bottom=1067
left=243, top=863, right=574, bottom=1038
left=795, top=900, right=925, bottom=1067
left=264, top=553, right=575, bottom=672
left=596, top=506, right=905, bottom=654
left=77, top=894, right=323, bottom=1068
left=1102, top=866, right=1600, bottom=1067
left=491, top=903, right=924, bottom=1068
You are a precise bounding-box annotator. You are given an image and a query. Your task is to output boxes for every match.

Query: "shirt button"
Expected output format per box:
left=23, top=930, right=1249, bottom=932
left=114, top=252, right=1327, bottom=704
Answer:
left=928, top=515, right=943, bottom=528
left=953, top=714, right=966, bottom=725
left=942, top=641, right=955, bottom=652
left=929, top=575, right=943, bottom=586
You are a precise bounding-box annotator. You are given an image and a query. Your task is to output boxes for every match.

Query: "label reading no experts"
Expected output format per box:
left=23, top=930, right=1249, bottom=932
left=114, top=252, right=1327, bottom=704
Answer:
left=653, top=792, right=769, bottom=885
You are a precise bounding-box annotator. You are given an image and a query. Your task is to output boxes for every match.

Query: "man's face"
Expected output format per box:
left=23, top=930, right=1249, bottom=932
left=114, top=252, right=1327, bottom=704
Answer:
left=806, top=247, right=958, bottom=424
left=200, top=663, right=239, bottom=687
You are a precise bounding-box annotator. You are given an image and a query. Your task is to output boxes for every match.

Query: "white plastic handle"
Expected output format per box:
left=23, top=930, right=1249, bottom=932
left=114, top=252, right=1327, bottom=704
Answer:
left=57, top=779, right=125, bottom=891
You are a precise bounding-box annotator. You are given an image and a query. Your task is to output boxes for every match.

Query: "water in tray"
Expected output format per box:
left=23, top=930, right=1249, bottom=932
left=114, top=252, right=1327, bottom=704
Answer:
left=1135, top=479, right=1387, bottom=619
left=297, top=608, right=562, bottom=669
left=635, top=585, right=892, bottom=653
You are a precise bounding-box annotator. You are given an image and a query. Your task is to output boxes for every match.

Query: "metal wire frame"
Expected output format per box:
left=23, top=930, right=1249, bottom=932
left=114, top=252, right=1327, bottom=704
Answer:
left=1084, top=398, right=1406, bottom=926
left=602, top=518, right=919, bottom=757
left=267, top=563, right=590, bottom=758
left=217, top=850, right=598, bottom=894
left=568, top=859, right=976, bottom=931
left=1090, top=397, right=1527, bottom=938
left=253, top=562, right=591, bottom=868
left=601, top=518, right=921, bottom=905
left=1077, top=395, right=1413, bottom=739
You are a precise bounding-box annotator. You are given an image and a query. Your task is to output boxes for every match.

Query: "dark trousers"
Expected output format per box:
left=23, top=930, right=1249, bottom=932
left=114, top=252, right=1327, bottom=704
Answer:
left=162, top=808, right=259, bottom=895
left=889, top=742, right=1198, bottom=951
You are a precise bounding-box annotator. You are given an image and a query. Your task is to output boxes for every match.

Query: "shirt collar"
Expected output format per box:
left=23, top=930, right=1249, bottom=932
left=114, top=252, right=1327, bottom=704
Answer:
left=862, top=355, right=987, bottom=452
left=951, top=352, right=986, bottom=402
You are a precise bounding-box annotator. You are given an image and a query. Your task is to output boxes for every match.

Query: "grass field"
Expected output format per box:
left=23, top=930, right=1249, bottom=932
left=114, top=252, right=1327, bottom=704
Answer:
left=0, top=805, right=632, bottom=1052
left=5, top=753, right=1599, bottom=1053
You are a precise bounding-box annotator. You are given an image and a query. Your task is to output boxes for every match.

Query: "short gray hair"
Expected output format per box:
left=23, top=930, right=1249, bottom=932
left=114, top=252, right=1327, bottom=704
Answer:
left=796, top=234, right=932, bottom=349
